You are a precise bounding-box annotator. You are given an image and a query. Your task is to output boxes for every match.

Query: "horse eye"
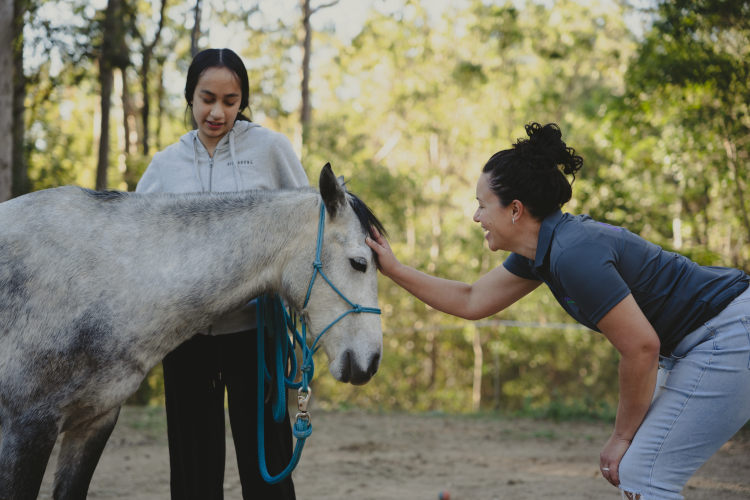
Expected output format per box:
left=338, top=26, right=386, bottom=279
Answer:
left=349, top=257, right=367, bottom=273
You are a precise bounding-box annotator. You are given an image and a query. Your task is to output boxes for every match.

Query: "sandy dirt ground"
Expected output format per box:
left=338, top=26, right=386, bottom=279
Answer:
left=36, top=406, right=750, bottom=500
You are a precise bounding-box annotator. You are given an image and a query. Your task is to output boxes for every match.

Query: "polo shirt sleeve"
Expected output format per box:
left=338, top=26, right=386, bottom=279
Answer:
left=503, top=252, right=537, bottom=280
left=553, top=244, right=631, bottom=327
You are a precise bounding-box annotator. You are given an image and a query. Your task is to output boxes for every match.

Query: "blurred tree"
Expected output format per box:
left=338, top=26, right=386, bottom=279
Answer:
left=190, top=0, right=202, bottom=57
left=22, top=1, right=96, bottom=188
left=95, top=0, right=131, bottom=190
left=0, top=0, right=15, bottom=201
left=134, top=0, right=167, bottom=157
left=12, top=0, right=29, bottom=197
left=601, top=0, right=750, bottom=270
left=300, top=0, right=339, bottom=147
left=120, top=0, right=169, bottom=191
left=21, top=0, right=196, bottom=191
left=0, top=0, right=29, bottom=200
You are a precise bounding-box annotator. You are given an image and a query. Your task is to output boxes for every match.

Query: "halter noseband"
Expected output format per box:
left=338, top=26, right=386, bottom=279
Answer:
left=256, top=200, right=381, bottom=484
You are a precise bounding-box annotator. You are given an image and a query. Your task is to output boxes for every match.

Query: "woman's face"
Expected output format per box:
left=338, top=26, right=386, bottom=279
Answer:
left=473, top=172, right=513, bottom=251
left=191, top=66, right=242, bottom=152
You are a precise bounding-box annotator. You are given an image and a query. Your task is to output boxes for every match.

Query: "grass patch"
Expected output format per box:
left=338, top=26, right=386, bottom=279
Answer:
left=120, top=405, right=168, bottom=439
left=513, top=393, right=616, bottom=422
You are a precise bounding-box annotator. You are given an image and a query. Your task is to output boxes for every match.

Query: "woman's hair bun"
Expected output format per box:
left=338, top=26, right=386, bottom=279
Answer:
left=517, top=122, right=583, bottom=178
left=481, top=121, right=584, bottom=219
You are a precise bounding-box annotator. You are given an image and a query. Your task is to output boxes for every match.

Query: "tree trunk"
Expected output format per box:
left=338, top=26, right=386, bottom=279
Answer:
left=191, top=0, right=203, bottom=58
left=121, top=69, right=133, bottom=156
left=299, top=0, right=339, bottom=148
left=724, top=137, right=750, bottom=258
left=0, top=0, right=14, bottom=201
left=156, top=57, right=166, bottom=151
left=96, top=0, right=129, bottom=191
left=140, top=51, right=151, bottom=155
left=12, top=0, right=27, bottom=197
left=97, top=59, right=113, bottom=191
left=300, top=0, right=312, bottom=147
left=139, top=0, right=166, bottom=156
left=122, top=67, right=145, bottom=192
left=472, top=324, right=483, bottom=412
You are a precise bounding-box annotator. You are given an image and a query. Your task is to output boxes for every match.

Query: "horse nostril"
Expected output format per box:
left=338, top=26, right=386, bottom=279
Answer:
left=339, top=350, right=352, bottom=383
left=367, top=352, right=380, bottom=377
left=339, top=350, right=380, bottom=385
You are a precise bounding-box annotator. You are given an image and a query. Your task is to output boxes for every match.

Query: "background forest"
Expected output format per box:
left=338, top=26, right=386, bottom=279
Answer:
left=1, top=0, right=748, bottom=419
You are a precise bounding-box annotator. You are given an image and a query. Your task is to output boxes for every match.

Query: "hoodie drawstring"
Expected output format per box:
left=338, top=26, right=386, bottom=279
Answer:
left=192, top=134, right=206, bottom=193
left=229, top=129, right=243, bottom=191
left=192, top=128, right=244, bottom=193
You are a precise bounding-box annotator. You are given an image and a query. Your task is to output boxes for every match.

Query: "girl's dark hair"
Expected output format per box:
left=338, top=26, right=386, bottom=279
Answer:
left=184, top=48, right=252, bottom=122
left=482, top=122, right=583, bottom=219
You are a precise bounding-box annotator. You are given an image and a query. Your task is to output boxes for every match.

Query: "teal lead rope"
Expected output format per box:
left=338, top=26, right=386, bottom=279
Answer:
left=255, top=294, right=310, bottom=485
left=255, top=202, right=381, bottom=484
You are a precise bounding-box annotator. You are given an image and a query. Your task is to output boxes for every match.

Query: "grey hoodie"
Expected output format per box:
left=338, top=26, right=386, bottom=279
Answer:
left=136, top=120, right=309, bottom=335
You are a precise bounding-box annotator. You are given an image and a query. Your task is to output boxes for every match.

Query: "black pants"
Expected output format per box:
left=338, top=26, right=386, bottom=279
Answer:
left=163, top=331, right=296, bottom=500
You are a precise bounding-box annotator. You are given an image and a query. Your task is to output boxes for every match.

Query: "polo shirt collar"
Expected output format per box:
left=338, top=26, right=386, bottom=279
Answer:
left=533, top=209, right=565, bottom=269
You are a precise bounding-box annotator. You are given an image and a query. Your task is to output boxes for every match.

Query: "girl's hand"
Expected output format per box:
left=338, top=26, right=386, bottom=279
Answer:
left=365, top=227, right=400, bottom=277
left=599, top=433, right=632, bottom=487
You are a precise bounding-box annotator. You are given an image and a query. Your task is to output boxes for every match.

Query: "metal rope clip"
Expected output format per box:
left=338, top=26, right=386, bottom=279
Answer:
left=296, top=387, right=312, bottom=423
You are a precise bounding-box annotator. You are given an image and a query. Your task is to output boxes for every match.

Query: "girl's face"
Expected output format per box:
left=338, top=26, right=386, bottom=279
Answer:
left=191, top=66, right=242, bottom=152
left=473, top=172, right=513, bottom=251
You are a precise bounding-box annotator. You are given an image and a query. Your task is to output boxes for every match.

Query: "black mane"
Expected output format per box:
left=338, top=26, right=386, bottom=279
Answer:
left=81, top=188, right=129, bottom=201
left=348, top=192, right=387, bottom=239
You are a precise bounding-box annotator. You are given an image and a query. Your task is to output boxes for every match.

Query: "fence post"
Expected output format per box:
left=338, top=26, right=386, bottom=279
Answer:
left=471, top=323, right=482, bottom=412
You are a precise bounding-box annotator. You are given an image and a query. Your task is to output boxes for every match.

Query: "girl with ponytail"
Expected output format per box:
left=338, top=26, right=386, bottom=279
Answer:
left=367, top=122, right=750, bottom=500
left=137, top=48, right=305, bottom=500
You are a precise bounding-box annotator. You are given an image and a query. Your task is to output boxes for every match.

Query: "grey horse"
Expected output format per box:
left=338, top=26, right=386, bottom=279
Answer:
left=0, top=164, right=384, bottom=500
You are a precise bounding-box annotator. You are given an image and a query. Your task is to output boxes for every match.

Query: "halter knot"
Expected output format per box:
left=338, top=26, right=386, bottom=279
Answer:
left=293, top=416, right=313, bottom=439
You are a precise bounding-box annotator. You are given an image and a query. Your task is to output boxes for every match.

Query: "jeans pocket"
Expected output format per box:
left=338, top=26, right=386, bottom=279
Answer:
left=670, top=322, right=714, bottom=360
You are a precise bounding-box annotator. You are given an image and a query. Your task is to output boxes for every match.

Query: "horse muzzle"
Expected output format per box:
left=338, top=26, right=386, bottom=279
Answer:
left=334, top=348, right=381, bottom=385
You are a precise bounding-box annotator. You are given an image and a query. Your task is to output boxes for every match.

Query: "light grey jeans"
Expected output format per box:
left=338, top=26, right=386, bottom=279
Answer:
left=618, top=286, right=750, bottom=499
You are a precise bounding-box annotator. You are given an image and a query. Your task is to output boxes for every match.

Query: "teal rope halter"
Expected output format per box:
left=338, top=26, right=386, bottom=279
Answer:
left=256, top=201, right=381, bottom=484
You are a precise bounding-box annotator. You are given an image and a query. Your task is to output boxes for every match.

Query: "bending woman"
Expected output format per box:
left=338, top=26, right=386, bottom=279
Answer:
left=366, top=122, right=750, bottom=500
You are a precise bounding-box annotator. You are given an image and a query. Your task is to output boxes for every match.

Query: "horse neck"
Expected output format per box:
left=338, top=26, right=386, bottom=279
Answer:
left=159, top=190, right=322, bottom=316
left=236, top=191, right=321, bottom=295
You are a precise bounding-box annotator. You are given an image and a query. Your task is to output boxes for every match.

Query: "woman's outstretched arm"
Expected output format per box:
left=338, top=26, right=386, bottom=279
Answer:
left=366, top=228, right=540, bottom=320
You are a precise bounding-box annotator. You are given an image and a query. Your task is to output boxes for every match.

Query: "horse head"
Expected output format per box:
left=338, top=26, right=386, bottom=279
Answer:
left=284, top=164, right=384, bottom=385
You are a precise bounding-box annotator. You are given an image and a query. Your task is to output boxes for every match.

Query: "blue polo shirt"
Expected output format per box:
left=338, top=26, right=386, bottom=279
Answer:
left=503, top=210, right=749, bottom=356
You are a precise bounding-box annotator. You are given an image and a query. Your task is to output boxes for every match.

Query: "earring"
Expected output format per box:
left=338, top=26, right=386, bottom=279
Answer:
left=512, top=217, right=516, bottom=225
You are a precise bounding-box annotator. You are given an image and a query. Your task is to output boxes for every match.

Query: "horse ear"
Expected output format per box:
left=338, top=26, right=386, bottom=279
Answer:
left=319, top=163, right=346, bottom=217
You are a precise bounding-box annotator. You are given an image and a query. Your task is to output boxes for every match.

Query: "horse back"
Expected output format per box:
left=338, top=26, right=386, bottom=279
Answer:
left=0, top=187, right=145, bottom=417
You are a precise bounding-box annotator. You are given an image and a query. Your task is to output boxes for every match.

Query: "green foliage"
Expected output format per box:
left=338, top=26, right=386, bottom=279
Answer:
left=25, top=61, right=100, bottom=189
left=128, top=363, right=165, bottom=406
left=598, top=0, right=750, bottom=269
left=123, top=154, right=151, bottom=191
